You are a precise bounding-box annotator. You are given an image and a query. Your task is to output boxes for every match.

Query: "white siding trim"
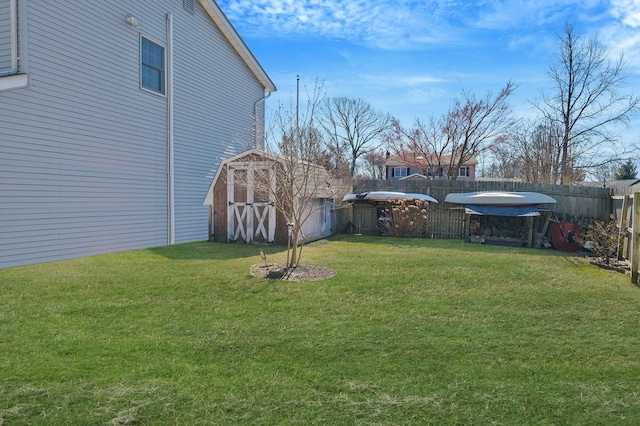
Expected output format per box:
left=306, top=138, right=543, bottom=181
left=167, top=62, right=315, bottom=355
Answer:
left=0, top=72, right=27, bottom=91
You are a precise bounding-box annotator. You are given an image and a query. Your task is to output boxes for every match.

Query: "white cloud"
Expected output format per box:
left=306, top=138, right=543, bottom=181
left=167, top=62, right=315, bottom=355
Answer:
left=364, top=74, right=447, bottom=87
left=218, top=0, right=616, bottom=53
left=610, top=0, right=640, bottom=27
left=217, top=0, right=466, bottom=49
left=600, top=0, right=640, bottom=71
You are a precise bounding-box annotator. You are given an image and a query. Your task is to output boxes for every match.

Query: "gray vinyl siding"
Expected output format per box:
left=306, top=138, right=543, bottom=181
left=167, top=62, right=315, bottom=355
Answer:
left=0, top=0, right=266, bottom=267
left=171, top=1, right=263, bottom=242
left=0, top=0, right=13, bottom=72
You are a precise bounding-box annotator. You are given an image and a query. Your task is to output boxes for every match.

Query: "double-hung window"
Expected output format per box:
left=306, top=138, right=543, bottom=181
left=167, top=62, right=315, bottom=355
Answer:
left=458, top=166, right=470, bottom=177
left=0, top=0, right=28, bottom=91
left=141, top=37, right=165, bottom=95
left=393, top=167, right=408, bottom=178
left=0, top=0, right=18, bottom=76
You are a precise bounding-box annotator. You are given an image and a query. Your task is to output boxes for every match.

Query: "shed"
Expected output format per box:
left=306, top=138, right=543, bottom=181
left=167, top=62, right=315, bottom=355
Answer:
left=203, top=149, right=335, bottom=245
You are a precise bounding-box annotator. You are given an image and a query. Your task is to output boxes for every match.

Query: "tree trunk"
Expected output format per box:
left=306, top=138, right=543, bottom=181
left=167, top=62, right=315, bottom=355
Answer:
left=289, top=227, right=299, bottom=268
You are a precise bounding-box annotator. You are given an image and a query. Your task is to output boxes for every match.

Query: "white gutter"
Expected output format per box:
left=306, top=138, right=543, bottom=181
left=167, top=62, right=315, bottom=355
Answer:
left=253, top=91, right=271, bottom=148
left=0, top=0, right=18, bottom=76
left=167, top=13, right=175, bottom=244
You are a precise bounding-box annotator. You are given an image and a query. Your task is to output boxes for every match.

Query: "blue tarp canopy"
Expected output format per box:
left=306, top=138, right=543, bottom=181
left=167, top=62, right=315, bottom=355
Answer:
left=465, top=204, right=540, bottom=217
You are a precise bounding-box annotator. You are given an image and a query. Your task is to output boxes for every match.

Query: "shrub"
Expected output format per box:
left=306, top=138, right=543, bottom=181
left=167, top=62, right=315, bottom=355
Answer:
left=582, top=214, right=625, bottom=264
left=379, top=199, right=430, bottom=238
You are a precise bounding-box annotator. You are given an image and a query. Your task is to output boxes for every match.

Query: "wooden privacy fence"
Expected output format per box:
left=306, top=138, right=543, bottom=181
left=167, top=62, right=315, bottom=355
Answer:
left=353, top=179, right=612, bottom=220
left=348, top=180, right=611, bottom=240
left=614, top=192, right=640, bottom=284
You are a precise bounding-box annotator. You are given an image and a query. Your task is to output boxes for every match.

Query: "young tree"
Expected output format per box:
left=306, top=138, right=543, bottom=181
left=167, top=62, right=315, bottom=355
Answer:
left=614, top=159, right=638, bottom=180
left=244, top=81, right=339, bottom=269
left=319, top=97, right=391, bottom=178
left=534, top=23, right=640, bottom=184
left=387, top=81, right=517, bottom=180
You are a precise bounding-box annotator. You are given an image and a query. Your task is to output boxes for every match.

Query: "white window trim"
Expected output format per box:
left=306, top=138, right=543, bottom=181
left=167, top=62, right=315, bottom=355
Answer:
left=139, top=35, right=167, bottom=96
left=0, top=73, right=28, bottom=91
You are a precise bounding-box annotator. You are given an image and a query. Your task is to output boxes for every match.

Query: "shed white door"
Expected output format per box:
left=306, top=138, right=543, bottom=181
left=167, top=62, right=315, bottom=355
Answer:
left=227, top=162, right=276, bottom=243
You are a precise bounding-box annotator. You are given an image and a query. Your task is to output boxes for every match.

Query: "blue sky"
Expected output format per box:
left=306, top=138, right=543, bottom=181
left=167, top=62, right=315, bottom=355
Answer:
left=218, top=0, right=640, bottom=145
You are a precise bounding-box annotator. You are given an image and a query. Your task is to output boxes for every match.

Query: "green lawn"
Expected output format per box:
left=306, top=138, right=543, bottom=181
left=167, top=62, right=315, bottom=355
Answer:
left=1, top=236, right=639, bottom=425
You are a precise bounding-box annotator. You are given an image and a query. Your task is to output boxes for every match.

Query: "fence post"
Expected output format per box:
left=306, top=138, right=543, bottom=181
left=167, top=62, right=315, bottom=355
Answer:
left=632, top=192, right=639, bottom=284
left=617, top=195, right=630, bottom=261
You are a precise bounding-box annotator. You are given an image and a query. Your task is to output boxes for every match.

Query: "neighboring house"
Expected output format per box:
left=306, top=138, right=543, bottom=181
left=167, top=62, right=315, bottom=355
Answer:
left=385, top=154, right=478, bottom=181
left=0, top=0, right=276, bottom=268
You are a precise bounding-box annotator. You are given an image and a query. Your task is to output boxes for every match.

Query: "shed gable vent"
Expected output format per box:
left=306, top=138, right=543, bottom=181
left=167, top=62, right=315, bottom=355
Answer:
left=183, top=0, right=194, bottom=13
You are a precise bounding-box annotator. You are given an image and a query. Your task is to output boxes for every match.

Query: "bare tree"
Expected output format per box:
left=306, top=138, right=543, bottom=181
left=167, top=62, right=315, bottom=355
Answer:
left=360, top=150, right=387, bottom=179
left=483, top=143, right=519, bottom=180
left=388, top=81, right=517, bottom=180
left=496, top=120, right=563, bottom=183
left=320, top=97, right=391, bottom=178
left=534, top=23, right=640, bottom=184
left=239, top=81, right=339, bottom=269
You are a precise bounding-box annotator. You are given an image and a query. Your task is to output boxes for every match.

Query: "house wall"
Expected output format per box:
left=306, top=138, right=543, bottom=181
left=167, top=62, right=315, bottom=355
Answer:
left=0, top=0, right=267, bottom=268
left=172, top=2, right=264, bottom=242
left=386, top=164, right=476, bottom=181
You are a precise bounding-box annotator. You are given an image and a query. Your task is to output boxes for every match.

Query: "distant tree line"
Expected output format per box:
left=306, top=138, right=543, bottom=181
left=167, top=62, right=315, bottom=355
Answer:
left=265, top=23, right=639, bottom=185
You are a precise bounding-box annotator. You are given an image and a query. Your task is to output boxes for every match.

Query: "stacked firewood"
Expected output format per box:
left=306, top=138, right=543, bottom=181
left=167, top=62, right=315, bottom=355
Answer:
left=471, top=215, right=529, bottom=240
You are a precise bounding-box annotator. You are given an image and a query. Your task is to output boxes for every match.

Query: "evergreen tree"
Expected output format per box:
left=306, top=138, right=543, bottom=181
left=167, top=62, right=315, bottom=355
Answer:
left=614, top=159, right=638, bottom=180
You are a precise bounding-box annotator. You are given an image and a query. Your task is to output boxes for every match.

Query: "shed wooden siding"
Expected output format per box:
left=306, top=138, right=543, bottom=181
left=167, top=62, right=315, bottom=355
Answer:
left=210, top=155, right=289, bottom=244
left=212, top=165, right=229, bottom=241
left=0, top=1, right=270, bottom=268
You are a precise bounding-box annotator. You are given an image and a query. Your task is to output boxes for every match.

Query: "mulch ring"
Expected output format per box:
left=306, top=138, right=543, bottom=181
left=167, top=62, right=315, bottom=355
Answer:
left=250, top=263, right=337, bottom=282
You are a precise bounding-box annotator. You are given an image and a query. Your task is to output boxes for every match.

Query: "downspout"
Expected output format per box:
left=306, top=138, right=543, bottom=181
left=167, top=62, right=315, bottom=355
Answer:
left=253, top=91, right=271, bottom=148
left=0, top=0, right=18, bottom=76
left=167, top=13, right=175, bottom=244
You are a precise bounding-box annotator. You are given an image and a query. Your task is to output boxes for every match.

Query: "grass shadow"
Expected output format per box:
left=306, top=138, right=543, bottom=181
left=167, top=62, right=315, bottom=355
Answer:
left=330, top=233, right=579, bottom=258
left=148, top=240, right=289, bottom=261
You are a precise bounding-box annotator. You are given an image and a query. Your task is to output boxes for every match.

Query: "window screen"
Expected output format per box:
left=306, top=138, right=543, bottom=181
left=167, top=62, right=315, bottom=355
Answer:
left=141, top=37, right=165, bottom=94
